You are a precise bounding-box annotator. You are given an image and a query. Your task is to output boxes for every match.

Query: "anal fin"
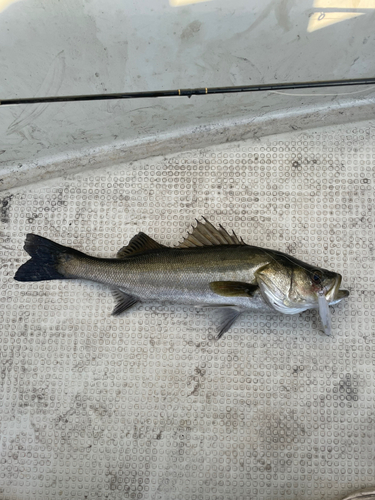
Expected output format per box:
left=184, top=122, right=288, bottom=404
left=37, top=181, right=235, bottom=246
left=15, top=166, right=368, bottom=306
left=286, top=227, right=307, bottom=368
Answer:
left=215, top=307, right=243, bottom=340
left=111, top=289, right=139, bottom=316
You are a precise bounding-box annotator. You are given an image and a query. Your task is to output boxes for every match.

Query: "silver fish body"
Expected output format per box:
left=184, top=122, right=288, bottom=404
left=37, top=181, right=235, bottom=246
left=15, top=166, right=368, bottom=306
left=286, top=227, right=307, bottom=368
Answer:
left=14, top=219, right=349, bottom=337
left=63, top=245, right=271, bottom=310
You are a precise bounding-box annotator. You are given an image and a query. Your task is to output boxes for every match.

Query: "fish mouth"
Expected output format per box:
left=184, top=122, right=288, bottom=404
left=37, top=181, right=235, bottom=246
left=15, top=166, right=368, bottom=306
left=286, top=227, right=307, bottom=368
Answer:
left=326, top=274, right=349, bottom=304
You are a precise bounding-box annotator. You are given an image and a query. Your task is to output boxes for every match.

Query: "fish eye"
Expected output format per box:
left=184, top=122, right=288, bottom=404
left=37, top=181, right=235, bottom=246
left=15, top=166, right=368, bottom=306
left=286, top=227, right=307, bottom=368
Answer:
left=311, top=270, right=323, bottom=284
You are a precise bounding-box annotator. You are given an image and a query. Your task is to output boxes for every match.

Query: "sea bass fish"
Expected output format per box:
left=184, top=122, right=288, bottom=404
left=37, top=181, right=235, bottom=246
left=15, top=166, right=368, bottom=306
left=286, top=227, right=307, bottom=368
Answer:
left=14, top=218, right=349, bottom=338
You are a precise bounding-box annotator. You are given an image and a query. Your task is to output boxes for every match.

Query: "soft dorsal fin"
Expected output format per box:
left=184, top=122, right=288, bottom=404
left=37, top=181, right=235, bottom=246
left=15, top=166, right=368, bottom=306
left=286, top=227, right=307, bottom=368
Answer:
left=176, top=218, right=246, bottom=248
left=117, top=232, right=166, bottom=258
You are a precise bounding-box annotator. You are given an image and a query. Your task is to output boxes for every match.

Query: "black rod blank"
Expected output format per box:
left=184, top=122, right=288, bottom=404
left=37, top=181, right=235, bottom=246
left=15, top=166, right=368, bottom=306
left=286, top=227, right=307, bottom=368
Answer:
left=1, top=77, right=375, bottom=106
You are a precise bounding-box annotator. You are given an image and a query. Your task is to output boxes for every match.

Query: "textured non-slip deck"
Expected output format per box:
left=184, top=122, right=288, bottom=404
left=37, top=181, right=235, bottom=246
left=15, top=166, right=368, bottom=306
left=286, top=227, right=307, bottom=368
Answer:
left=0, top=121, right=374, bottom=500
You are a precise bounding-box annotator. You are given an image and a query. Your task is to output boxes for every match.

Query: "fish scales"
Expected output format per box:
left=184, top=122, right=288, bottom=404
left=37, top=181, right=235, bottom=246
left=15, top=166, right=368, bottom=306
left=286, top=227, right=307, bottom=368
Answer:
left=14, top=219, right=349, bottom=337
left=62, top=245, right=269, bottom=307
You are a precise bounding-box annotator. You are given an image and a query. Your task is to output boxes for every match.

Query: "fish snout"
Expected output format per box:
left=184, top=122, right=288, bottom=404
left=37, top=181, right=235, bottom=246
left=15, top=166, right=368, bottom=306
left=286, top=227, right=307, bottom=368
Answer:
left=326, top=274, right=349, bottom=305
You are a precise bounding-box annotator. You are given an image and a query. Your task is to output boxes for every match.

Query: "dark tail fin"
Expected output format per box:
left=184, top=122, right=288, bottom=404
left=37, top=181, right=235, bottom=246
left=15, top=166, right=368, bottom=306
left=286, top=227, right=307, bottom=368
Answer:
left=14, top=234, right=84, bottom=282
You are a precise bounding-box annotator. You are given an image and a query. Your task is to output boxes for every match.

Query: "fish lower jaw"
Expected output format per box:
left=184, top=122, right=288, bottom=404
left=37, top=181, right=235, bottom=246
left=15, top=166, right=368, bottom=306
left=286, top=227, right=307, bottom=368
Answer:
left=328, top=291, right=349, bottom=306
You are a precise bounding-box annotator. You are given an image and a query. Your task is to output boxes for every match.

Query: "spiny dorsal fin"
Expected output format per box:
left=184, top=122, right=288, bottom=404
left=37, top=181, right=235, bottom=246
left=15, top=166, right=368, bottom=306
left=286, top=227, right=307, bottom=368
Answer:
left=117, top=232, right=166, bottom=258
left=176, top=218, right=246, bottom=249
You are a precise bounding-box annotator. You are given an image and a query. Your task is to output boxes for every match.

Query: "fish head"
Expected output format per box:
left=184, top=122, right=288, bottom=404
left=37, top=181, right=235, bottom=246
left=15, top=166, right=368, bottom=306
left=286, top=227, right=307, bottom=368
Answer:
left=255, top=256, right=349, bottom=314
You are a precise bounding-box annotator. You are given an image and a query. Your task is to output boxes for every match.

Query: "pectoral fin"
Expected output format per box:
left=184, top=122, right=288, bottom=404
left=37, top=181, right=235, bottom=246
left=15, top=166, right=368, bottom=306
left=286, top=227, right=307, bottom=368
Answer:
left=215, top=307, right=243, bottom=340
left=210, top=281, right=258, bottom=297
left=111, top=289, right=139, bottom=316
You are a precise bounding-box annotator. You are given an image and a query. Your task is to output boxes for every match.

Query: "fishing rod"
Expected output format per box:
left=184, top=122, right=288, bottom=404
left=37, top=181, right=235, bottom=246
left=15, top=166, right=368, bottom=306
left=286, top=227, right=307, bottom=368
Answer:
left=1, top=77, right=375, bottom=106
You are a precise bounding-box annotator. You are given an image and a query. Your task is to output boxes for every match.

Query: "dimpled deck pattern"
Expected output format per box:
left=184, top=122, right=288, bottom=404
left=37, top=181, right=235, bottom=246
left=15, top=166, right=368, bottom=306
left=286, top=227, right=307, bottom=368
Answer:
left=0, top=121, right=374, bottom=500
